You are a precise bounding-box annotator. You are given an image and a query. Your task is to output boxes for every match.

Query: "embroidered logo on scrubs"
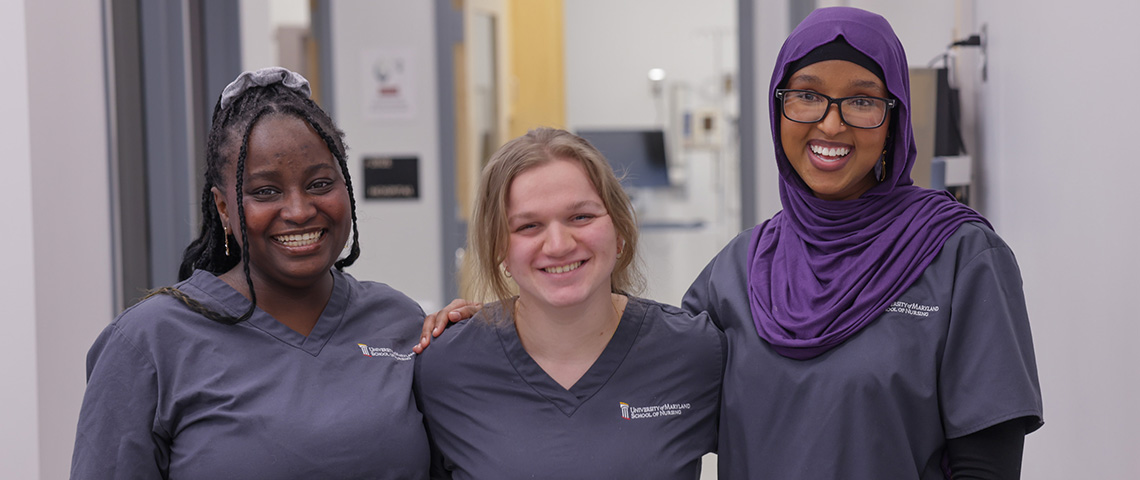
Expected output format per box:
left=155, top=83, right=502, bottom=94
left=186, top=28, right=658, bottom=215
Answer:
left=356, top=343, right=414, bottom=361
left=886, top=301, right=941, bottom=318
left=618, top=401, right=691, bottom=420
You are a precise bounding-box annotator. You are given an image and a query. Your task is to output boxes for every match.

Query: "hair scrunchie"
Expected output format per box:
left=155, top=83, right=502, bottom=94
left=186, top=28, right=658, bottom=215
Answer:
left=219, top=66, right=311, bottom=110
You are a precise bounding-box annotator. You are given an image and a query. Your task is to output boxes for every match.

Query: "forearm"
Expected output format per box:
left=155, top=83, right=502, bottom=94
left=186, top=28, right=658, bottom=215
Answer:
left=946, top=417, right=1029, bottom=480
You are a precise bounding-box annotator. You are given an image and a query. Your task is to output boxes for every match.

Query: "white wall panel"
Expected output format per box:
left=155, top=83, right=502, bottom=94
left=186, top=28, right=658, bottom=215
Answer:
left=20, top=0, right=115, bottom=478
left=331, top=1, right=444, bottom=310
left=0, top=0, right=41, bottom=477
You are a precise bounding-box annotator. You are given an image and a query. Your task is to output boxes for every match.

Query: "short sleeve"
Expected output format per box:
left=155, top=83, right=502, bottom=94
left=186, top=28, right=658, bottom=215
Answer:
left=940, top=244, right=1044, bottom=438
left=71, top=325, right=170, bottom=479
left=682, top=230, right=752, bottom=331
left=683, top=258, right=721, bottom=326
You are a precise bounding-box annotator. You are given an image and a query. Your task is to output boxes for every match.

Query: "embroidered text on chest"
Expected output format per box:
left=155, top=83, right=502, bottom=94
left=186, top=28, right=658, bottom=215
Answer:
left=356, top=343, right=414, bottom=361
left=619, top=401, right=692, bottom=420
left=885, top=301, right=941, bottom=318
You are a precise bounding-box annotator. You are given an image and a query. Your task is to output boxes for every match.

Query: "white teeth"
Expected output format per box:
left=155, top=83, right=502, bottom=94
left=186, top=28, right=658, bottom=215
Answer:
left=810, top=144, right=850, bottom=158
left=275, top=230, right=323, bottom=247
left=544, top=261, right=582, bottom=274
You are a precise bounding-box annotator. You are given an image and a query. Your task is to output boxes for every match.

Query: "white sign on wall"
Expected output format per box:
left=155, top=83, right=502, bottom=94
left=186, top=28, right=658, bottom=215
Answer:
left=362, top=48, right=417, bottom=120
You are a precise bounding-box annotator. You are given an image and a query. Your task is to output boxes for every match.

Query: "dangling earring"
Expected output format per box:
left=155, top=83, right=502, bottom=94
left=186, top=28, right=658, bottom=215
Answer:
left=876, top=139, right=890, bottom=183
left=223, top=227, right=231, bottom=257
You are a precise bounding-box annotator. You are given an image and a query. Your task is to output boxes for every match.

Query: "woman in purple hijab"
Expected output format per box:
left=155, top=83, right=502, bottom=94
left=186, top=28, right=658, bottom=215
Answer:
left=681, top=6, right=1043, bottom=479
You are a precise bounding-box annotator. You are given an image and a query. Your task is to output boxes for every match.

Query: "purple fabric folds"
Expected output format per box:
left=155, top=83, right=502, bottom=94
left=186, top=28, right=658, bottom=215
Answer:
left=748, top=7, right=990, bottom=360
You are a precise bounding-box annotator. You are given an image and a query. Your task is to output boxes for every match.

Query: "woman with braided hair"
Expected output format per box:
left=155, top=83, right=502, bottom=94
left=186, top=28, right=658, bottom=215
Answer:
left=71, top=68, right=429, bottom=479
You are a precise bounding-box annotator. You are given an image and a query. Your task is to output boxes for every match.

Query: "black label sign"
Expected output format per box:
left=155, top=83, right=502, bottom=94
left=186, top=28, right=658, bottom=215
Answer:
left=363, top=156, right=419, bottom=199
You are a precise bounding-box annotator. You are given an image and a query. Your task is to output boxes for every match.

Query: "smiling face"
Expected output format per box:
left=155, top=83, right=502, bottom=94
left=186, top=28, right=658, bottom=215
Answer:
left=503, top=158, right=620, bottom=311
left=780, top=59, right=891, bottom=201
left=212, top=114, right=351, bottom=291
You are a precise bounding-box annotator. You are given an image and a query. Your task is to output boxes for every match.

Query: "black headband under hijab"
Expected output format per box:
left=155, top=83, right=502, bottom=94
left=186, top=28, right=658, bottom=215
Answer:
left=781, top=37, right=886, bottom=88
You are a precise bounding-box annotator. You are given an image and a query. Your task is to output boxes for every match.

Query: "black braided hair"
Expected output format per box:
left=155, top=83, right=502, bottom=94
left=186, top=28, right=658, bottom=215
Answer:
left=168, top=81, right=360, bottom=325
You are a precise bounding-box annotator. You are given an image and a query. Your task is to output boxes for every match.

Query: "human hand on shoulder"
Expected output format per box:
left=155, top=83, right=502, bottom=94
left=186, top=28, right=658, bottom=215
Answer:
left=413, top=298, right=482, bottom=353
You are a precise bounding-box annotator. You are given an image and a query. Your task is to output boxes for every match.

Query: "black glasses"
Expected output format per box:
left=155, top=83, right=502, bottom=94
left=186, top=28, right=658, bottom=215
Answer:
left=775, top=89, right=897, bottom=129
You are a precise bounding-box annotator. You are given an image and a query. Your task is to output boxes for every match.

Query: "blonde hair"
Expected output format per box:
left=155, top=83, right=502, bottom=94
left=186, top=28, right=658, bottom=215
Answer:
left=465, top=128, right=644, bottom=317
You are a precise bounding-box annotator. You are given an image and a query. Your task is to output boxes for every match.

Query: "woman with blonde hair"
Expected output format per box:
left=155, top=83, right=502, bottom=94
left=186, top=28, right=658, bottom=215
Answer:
left=414, top=128, right=723, bottom=479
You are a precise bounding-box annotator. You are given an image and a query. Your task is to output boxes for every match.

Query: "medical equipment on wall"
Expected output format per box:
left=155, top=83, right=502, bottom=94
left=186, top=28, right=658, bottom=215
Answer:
left=912, top=28, right=986, bottom=206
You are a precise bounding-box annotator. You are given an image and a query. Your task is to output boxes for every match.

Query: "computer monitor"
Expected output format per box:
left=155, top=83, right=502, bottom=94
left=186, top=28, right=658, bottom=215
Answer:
left=575, top=129, right=670, bottom=188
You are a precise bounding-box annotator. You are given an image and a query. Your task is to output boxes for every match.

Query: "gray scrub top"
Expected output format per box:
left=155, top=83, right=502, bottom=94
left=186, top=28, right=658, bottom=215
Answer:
left=415, top=296, right=724, bottom=480
left=683, top=222, right=1043, bottom=479
left=71, top=269, right=429, bottom=479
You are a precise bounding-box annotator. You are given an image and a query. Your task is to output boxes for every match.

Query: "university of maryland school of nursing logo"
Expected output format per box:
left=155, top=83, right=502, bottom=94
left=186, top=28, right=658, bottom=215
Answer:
left=619, top=401, right=691, bottom=420
left=357, top=343, right=414, bottom=361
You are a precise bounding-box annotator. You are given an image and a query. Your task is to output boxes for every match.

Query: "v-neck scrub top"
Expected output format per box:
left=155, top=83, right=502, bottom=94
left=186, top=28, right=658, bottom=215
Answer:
left=414, top=296, right=724, bottom=480
left=683, top=222, right=1043, bottom=479
left=71, top=269, right=430, bottom=479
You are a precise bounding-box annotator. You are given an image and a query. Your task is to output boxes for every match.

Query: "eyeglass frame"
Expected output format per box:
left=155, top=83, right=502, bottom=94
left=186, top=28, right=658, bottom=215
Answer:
left=774, top=89, right=898, bottom=129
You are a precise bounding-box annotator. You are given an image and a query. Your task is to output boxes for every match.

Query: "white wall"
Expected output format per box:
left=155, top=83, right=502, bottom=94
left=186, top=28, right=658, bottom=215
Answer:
left=1, top=1, right=41, bottom=478
left=26, top=0, right=116, bottom=477
left=239, top=0, right=274, bottom=71
left=240, top=0, right=311, bottom=72
left=330, top=1, right=443, bottom=310
left=756, top=0, right=1140, bottom=477
left=564, top=0, right=740, bottom=306
left=0, top=1, right=115, bottom=479
left=564, top=0, right=737, bottom=130
left=973, top=1, right=1140, bottom=477
left=753, top=0, right=790, bottom=221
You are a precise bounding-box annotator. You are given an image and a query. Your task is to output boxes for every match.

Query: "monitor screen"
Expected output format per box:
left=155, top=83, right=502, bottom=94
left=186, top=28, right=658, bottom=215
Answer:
left=575, top=129, right=670, bottom=188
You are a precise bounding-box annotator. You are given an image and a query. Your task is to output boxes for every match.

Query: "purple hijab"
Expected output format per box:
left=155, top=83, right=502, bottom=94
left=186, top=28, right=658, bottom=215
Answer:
left=748, top=7, right=990, bottom=360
